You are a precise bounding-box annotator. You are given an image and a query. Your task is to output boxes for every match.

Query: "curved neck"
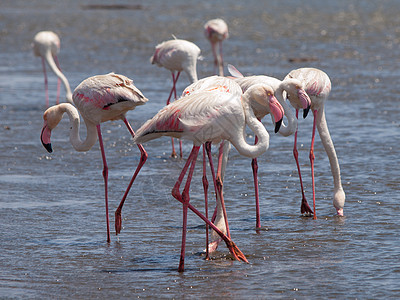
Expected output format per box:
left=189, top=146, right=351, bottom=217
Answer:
left=276, top=85, right=297, bottom=136
left=230, top=96, right=269, bottom=158
left=316, top=108, right=342, bottom=190
left=60, top=104, right=98, bottom=151
left=44, top=51, right=73, bottom=104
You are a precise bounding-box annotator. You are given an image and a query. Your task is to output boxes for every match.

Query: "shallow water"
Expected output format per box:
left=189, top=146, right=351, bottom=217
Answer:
left=1, top=0, right=400, bottom=298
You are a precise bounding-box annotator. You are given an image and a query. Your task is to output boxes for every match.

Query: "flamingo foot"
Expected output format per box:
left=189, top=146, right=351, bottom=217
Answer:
left=171, top=151, right=178, bottom=158
left=115, top=209, right=122, bottom=235
left=224, top=239, right=248, bottom=263
left=301, top=198, right=314, bottom=216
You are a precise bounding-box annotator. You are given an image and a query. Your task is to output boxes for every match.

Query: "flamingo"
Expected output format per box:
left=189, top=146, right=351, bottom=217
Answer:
left=204, top=18, right=229, bottom=76
left=182, top=75, right=285, bottom=252
left=32, top=31, right=73, bottom=107
left=134, top=78, right=283, bottom=271
left=228, top=64, right=312, bottom=225
left=40, top=73, right=148, bottom=243
left=284, top=68, right=345, bottom=218
left=150, top=38, right=201, bottom=157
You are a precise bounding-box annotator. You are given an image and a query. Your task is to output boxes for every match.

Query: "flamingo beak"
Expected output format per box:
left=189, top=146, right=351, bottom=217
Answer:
left=298, top=89, right=311, bottom=119
left=274, top=119, right=282, bottom=133
left=40, top=123, right=53, bottom=153
left=269, top=95, right=284, bottom=133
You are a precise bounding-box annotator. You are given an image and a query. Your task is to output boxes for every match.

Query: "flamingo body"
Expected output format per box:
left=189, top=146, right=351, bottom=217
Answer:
left=204, top=18, right=228, bottom=76
left=150, top=38, right=201, bottom=157
left=41, top=73, right=148, bottom=242
left=134, top=79, right=283, bottom=271
left=285, top=67, right=345, bottom=216
left=32, top=31, right=73, bottom=105
left=151, top=38, right=200, bottom=83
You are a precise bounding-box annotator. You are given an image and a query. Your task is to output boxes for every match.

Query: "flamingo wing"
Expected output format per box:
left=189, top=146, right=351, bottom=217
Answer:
left=134, top=90, right=242, bottom=145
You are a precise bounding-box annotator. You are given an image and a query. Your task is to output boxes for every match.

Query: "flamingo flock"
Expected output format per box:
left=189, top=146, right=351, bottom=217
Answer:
left=35, top=18, right=345, bottom=272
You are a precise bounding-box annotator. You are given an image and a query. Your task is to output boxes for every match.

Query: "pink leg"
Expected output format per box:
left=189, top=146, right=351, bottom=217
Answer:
left=215, top=142, right=230, bottom=238
left=293, top=110, right=314, bottom=215
left=310, top=110, right=318, bottom=220
left=54, top=56, right=61, bottom=104
left=171, top=146, right=200, bottom=272
left=96, top=124, right=111, bottom=243
left=202, top=145, right=210, bottom=260
left=168, top=72, right=181, bottom=158
left=172, top=146, right=247, bottom=272
left=115, top=118, right=148, bottom=235
left=218, top=41, right=224, bottom=76
left=41, top=58, right=49, bottom=107
left=252, top=134, right=261, bottom=229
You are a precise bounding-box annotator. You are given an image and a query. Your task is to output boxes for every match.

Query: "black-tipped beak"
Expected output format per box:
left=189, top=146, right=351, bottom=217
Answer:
left=42, top=142, right=53, bottom=153
left=274, top=119, right=283, bottom=133
left=303, top=105, right=310, bottom=119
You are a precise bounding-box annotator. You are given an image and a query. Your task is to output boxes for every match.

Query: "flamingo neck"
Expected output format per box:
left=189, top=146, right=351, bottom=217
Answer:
left=275, top=85, right=297, bottom=136
left=230, top=96, right=269, bottom=158
left=59, top=103, right=98, bottom=152
left=44, top=51, right=73, bottom=104
left=315, top=108, right=345, bottom=210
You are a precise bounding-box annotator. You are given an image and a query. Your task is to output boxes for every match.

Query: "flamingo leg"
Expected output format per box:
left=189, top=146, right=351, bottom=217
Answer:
left=213, top=141, right=230, bottom=238
left=252, top=133, right=261, bottom=229
left=202, top=145, right=210, bottom=260
left=115, top=118, right=148, bottom=235
left=310, top=110, right=318, bottom=220
left=218, top=41, right=224, bottom=76
left=41, top=57, right=49, bottom=107
left=172, top=146, right=247, bottom=272
left=168, top=72, right=182, bottom=158
left=171, top=146, right=200, bottom=272
left=54, top=56, right=62, bottom=104
left=206, top=141, right=231, bottom=253
left=293, top=110, right=314, bottom=216
left=96, top=124, right=111, bottom=243
left=211, top=42, right=219, bottom=75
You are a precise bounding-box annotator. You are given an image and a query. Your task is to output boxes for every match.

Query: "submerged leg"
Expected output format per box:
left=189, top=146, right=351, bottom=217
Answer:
left=293, top=110, right=313, bottom=215
left=115, top=118, right=148, bottom=235
left=96, top=124, right=111, bottom=243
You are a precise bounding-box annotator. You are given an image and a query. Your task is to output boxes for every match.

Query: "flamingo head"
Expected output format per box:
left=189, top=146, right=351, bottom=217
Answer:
left=40, top=103, right=77, bottom=153
left=249, top=84, right=284, bottom=133
left=333, top=187, right=346, bottom=217
left=283, top=78, right=312, bottom=118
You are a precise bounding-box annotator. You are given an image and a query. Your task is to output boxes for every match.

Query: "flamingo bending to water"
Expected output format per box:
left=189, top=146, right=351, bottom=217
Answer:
left=284, top=68, right=345, bottom=218
left=182, top=75, right=285, bottom=251
left=204, top=18, right=229, bottom=76
left=228, top=64, right=312, bottom=224
left=40, top=73, right=148, bottom=242
left=134, top=78, right=283, bottom=271
left=150, top=38, right=201, bottom=157
left=32, top=31, right=73, bottom=106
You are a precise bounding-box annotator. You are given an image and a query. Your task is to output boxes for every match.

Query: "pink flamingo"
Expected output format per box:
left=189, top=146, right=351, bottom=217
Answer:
left=40, top=73, right=148, bottom=243
left=150, top=38, right=201, bottom=157
left=228, top=64, right=312, bottom=224
left=284, top=68, right=345, bottom=218
left=134, top=79, right=283, bottom=271
left=183, top=75, right=285, bottom=253
left=32, top=31, right=73, bottom=107
left=204, top=18, right=229, bottom=76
